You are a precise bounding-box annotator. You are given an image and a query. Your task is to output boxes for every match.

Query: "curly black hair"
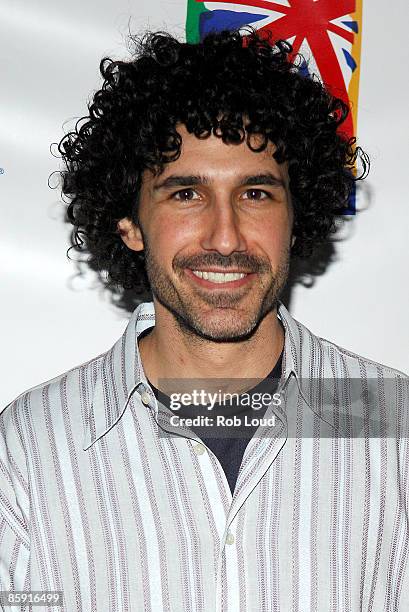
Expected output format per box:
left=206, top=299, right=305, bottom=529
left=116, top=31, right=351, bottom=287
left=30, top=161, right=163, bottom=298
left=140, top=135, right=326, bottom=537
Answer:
left=57, top=26, right=369, bottom=298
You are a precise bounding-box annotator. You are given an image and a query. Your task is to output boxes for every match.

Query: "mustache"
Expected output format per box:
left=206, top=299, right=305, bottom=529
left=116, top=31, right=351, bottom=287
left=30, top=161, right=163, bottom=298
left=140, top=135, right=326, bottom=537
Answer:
left=173, top=253, right=272, bottom=274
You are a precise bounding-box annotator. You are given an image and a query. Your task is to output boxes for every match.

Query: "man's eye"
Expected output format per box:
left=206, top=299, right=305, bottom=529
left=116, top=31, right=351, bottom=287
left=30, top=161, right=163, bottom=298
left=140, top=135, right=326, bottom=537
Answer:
left=243, top=189, right=270, bottom=201
left=172, top=188, right=199, bottom=201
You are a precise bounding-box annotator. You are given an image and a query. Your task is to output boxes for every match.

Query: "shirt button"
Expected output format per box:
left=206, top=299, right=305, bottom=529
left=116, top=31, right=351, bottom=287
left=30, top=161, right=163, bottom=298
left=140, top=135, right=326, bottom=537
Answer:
left=193, top=443, right=206, bottom=455
left=141, top=391, right=151, bottom=405
left=226, top=532, right=235, bottom=545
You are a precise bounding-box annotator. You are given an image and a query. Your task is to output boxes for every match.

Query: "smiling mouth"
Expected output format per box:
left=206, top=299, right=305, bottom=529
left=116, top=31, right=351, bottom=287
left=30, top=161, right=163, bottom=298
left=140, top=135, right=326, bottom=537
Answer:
left=185, top=267, right=256, bottom=289
left=191, top=269, right=248, bottom=283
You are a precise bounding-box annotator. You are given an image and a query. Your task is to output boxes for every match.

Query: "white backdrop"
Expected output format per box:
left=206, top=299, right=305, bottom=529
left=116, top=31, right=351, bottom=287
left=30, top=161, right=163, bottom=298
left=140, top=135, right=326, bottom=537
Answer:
left=1, top=0, right=408, bottom=408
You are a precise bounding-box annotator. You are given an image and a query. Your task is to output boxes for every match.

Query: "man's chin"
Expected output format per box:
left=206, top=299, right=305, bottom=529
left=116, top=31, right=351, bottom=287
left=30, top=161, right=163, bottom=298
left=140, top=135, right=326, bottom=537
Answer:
left=173, top=306, right=268, bottom=343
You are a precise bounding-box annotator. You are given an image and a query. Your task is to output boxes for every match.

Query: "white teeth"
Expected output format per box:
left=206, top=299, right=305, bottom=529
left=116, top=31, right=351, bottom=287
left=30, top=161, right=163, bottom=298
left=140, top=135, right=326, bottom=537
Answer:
left=192, top=270, right=247, bottom=283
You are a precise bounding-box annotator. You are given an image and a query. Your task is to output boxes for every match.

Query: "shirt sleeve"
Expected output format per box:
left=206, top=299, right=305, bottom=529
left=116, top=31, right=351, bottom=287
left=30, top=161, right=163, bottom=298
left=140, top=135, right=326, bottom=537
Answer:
left=398, top=376, right=409, bottom=516
left=0, top=400, right=30, bottom=610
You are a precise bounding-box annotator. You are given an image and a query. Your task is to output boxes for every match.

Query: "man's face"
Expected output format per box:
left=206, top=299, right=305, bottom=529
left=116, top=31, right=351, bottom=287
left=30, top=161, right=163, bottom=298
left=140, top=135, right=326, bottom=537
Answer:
left=120, top=123, right=293, bottom=341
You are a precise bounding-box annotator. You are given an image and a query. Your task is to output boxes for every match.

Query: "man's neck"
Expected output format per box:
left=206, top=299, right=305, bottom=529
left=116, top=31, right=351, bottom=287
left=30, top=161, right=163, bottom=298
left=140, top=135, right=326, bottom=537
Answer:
left=138, top=301, right=285, bottom=388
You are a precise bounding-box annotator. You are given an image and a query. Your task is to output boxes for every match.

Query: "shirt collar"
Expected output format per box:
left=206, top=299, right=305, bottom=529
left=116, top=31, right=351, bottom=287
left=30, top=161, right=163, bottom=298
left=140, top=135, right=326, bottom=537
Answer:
left=82, top=300, right=332, bottom=450
left=82, top=302, right=155, bottom=450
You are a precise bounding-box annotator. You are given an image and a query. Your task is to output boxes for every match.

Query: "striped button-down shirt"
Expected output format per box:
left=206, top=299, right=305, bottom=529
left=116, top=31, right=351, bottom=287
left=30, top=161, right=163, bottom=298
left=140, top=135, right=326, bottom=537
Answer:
left=1, top=301, right=408, bottom=611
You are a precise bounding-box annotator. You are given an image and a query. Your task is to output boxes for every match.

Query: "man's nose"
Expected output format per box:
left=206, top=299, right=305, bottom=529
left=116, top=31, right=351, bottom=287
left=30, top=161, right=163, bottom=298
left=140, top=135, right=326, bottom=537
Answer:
left=200, top=198, right=247, bottom=256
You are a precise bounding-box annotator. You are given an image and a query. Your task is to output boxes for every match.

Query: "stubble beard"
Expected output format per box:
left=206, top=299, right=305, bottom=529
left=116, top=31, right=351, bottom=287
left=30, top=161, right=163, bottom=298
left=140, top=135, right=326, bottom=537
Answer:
left=142, top=238, right=290, bottom=343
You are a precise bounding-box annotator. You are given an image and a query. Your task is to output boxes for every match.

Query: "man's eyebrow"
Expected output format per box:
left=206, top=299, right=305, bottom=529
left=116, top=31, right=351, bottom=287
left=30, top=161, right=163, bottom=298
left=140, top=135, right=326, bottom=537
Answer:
left=153, top=172, right=285, bottom=192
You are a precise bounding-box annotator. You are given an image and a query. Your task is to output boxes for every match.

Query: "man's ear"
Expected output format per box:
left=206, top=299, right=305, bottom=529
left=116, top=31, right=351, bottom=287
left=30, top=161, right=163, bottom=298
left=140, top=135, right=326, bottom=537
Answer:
left=117, top=217, right=144, bottom=252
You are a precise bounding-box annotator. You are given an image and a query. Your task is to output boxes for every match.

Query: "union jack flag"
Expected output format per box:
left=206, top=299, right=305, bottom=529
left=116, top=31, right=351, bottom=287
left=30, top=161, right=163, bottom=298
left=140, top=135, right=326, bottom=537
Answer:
left=185, top=0, right=363, bottom=213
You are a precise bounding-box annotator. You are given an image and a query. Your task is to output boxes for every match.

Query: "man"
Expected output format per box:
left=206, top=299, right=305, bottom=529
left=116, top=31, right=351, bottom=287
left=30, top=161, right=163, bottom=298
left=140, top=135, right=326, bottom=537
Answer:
left=1, top=27, right=408, bottom=612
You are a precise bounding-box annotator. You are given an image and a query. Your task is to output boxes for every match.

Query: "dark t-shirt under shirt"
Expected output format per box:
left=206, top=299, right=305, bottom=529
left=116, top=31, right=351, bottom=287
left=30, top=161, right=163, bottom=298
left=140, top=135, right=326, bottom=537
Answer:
left=147, top=350, right=283, bottom=495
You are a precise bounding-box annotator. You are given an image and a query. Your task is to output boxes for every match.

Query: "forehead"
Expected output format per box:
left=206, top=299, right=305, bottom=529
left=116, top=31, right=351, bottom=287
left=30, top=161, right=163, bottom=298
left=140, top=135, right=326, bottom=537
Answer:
left=144, top=123, right=288, bottom=186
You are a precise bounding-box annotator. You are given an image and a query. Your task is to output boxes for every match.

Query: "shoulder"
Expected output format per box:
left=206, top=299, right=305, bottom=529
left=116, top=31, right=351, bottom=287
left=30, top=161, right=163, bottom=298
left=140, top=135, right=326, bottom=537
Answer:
left=0, top=350, right=107, bottom=434
left=288, top=316, right=409, bottom=439
left=316, top=332, right=409, bottom=380
left=280, top=303, right=409, bottom=433
left=280, top=302, right=408, bottom=381
left=312, top=330, right=408, bottom=436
